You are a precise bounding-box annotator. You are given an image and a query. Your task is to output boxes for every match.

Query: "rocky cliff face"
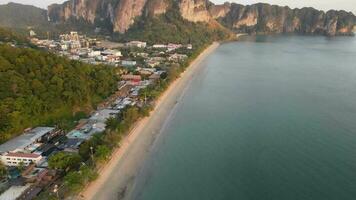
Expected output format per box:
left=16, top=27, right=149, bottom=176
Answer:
left=48, top=0, right=356, bottom=36
left=48, top=0, right=167, bottom=33
left=215, top=3, right=356, bottom=36
left=113, top=0, right=148, bottom=33
left=179, top=0, right=211, bottom=22
left=209, top=2, right=231, bottom=19
left=48, top=0, right=101, bottom=23
left=145, top=0, right=170, bottom=16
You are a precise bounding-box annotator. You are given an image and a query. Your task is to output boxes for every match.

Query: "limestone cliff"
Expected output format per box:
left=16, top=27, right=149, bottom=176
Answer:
left=113, top=0, right=148, bottom=33
left=47, top=0, right=356, bottom=36
left=48, top=0, right=101, bottom=23
left=216, top=3, right=356, bottom=36
left=209, top=2, right=231, bottom=19
left=145, top=0, right=170, bottom=16
left=179, top=0, right=211, bottom=22
left=48, top=0, right=170, bottom=33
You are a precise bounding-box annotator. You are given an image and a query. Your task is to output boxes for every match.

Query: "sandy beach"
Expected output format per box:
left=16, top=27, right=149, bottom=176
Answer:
left=80, top=42, right=220, bottom=200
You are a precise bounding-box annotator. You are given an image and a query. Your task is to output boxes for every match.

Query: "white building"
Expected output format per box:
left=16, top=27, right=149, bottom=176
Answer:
left=0, top=152, right=42, bottom=166
left=126, top=41, right=147, bottom=48
left=102, top=49, right=122, bottom=57
left=153, top=44, right=167, bottom=49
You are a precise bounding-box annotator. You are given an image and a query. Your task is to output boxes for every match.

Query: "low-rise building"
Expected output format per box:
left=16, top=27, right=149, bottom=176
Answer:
left=101, top=49, right=122, bottom=57
left=0, top=153, right=42, bottom=167
left=126, top=41, right=147, bottom=48
left=0, top=127, right=55, bottom=153
left=153, top=44, right=167, bottom=49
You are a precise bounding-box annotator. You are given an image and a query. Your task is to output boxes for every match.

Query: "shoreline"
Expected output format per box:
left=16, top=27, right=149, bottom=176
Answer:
left=80, top=42, right=220, bottom=200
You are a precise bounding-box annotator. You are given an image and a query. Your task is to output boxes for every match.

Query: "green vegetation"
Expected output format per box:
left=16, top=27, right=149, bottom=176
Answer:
left=35, top=37, right=217, bottom=199
left=48, top=152, right=82, bottom=171
left=0, top=3, right=49, bottom=29
left=0, top=42, right=118, bottom=143
left=0, top=162, right=7, bottom=179
left=0, top=27, right=30, bottom=45
left=116, top=5, right=231, bottom=48
left=63, top=165, right=98, bottom=193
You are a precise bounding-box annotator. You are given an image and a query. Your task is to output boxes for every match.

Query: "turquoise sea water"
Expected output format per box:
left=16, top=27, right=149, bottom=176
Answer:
left=132, top=36, right=356, bottom=200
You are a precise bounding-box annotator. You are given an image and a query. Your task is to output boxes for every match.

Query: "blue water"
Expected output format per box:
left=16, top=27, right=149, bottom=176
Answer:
left=132, top=36, right=356, bottom=200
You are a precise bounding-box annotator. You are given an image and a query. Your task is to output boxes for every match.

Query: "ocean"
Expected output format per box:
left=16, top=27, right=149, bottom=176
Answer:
left=131, top=35, right=356, bottom=200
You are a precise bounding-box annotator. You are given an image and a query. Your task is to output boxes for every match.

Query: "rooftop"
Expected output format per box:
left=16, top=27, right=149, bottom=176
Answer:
left=4, top=152, right=41, bottom=159
left=0, top=185, right=31, bottom=200
left=0, top=127, right=55, bottom=153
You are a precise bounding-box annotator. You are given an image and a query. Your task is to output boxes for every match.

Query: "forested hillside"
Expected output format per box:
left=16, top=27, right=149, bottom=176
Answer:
left=118, top=7, right=232, bottom=47
left=0, top=3, right=49, bottom=29
left=0, top=38, right=118, bottom=143
left=0, top=27, right=29, bottom=45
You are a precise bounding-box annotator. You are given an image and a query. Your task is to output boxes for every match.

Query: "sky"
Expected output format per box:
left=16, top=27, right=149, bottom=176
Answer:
left=0, top=0, right=355, bottom=14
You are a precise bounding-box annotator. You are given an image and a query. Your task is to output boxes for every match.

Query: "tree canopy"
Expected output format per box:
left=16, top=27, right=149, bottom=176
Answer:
left=48, top=152, right=82, bottom=171
left=0, top=43, right=118, bottom=143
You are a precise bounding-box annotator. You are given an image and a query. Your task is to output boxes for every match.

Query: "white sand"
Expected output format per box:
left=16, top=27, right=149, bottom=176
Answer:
left=80, top=42, right=220, bottom=200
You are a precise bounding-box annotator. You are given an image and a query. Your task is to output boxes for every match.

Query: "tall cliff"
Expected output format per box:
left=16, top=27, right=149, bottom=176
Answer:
left=48, top=0, right=171, bottom=33
left=48, top=0, right=356, bottom=36
left=213, top=3, right=356, bottom=36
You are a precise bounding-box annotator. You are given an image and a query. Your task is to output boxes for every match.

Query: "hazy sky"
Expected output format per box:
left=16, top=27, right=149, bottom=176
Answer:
left=0, top=0, right=355, bottom=14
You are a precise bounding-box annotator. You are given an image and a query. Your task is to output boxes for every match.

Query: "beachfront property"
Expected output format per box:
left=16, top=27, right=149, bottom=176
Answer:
left=66, top=109, right=120, bottom=140
left=7, top=31, right=178, bottom=199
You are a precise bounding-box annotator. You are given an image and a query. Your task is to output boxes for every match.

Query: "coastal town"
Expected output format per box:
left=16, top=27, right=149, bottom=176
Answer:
left=0, top=31, right=194, bottom=199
